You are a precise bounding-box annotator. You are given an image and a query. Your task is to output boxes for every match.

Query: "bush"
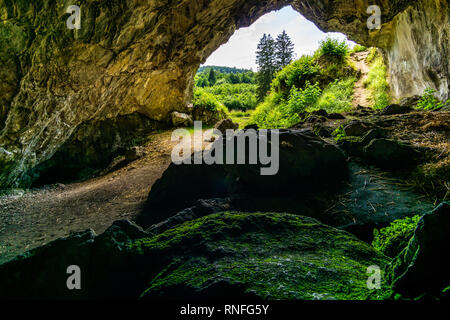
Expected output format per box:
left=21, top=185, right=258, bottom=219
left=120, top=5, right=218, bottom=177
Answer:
left=202, top=83, right=258, bottom=111
left=364, top=53, right=390, bottom=109
left=318, top=37, right=349, bottom=61
left=192, top=88, right=226, bottom=112
left=250, top=82, right=321, bottom=129
left=313, top=77, right=357, bottom=113
left=271, top=56, right=320, bottom=95
left=352, top=45, right=368, bottom=53
left=416, top=88, right=449, bottom=110
left=372, top=215, right=420, bottom=257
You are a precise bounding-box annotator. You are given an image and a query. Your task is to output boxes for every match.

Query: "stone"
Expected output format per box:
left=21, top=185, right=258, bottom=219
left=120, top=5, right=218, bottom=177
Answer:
left=138, top=129, right=346, bottom=228
left=136, top=151, right=230, bottom=228
left=125, top=146, right=145, bottom=162
left=327, top=113, right=346, bottom=120
left=146, top=198, right=231, bottom=235
left=362, top=138, right=423, bottom=170
left=343, top=120, right=373, bottom=137
left=0, top=212, right=392, bottom=300
left=389, top=202, right=450, bottom=299
left=312, top=123, right=333, bottom=138
left=214, top=118, right=239, bottom=134
left=379, top=104, right=414, bottom=115
left=400, top=95, right=421, bottom=108
left=171, top=112, right=193, bottom=127
left=140, top=212, right=392, bottom=300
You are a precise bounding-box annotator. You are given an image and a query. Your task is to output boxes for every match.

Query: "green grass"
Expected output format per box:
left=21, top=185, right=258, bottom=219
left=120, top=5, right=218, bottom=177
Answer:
left=310, top=77, right=357, bottom=113
left=364, top=53, right=390, bottom=109
left=229, top=110, right=254, bottom=128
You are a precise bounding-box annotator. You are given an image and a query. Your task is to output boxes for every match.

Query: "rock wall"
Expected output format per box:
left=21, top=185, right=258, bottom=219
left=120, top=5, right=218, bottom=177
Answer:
left=386, top=0, right=449, bottom=101
left=0, top=0, right=447, bottom=187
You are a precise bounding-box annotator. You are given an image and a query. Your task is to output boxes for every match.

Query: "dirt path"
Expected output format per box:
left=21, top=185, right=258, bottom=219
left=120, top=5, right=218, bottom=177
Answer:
left=0, top=129, right=213, bottom=263
left=351, top=51, right=371, bottom=108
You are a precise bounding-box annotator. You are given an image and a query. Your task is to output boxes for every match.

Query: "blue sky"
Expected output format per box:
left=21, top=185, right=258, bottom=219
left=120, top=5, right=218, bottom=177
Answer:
left=204, top=6, right=356, bottom=70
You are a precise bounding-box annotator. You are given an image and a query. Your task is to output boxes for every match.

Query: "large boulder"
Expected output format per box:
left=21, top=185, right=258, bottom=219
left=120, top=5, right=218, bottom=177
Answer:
left=138, top=129, right=347, bottom=227
left=389, top=202, right=450, bottom=299
left=221, top=129, right=347, bottom=193
left=0, top=212, right=392, bottom=300
left=362, top=138, right=423, bottom=169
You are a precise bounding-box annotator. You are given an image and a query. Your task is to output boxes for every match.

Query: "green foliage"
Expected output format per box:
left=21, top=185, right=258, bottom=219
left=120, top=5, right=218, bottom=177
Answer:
left=192, top=88, right=228, bottom=114
left=256, top=33, right=277, bottom=100
left=332, top=125, right=347, bottom=141
left=364, top=54, right=390, bottom=109
left=275, top=30, right=295, bottom=70
left=271, top=55, right=320, bottom=95
left=372, top=215, right=420, bottom=257
left=313, top=77, right=357, bottom=113
left=318, top=37, right=349, bottom=62
left=195, top=67, right=256, bottom=87
left=352, top=45, right=368, bottom=53
left=250, top=82, right=321, bottom=129
left=202, top=83, right=257, bottom=111
left=416, top=88, right=449, bottom=110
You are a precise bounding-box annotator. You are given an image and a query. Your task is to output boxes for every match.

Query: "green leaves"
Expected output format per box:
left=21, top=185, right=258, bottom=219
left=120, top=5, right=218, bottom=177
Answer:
left=416, top=88, right=449, bottom=110
left=318, top=37, right=349, bottom=62
left=372, top=215, right=420, bottom=257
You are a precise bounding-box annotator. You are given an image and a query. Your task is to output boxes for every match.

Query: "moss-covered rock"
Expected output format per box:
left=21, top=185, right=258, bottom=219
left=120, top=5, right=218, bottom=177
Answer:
left=0, top=212, right=392, bottom=300
left=372, top=215, right=420, bottom=258
left=388, top=202, right=450, bottom=299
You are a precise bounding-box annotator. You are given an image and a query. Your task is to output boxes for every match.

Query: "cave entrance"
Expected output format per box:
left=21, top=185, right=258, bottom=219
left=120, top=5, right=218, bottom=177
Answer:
left=190, top=6, right=359, bottom=129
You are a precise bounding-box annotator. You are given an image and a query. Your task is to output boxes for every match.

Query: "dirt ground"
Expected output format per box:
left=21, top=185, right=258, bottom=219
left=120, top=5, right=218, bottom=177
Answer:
left=0, top=130, right=212, bottom=263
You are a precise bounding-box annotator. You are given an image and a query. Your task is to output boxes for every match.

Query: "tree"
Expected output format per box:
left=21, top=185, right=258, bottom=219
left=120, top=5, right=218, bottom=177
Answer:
left=256, top=33, right=276, bottom=101
left=275, top=30, right=294, bottom=70
left=208, top=68, right=217, bottom=86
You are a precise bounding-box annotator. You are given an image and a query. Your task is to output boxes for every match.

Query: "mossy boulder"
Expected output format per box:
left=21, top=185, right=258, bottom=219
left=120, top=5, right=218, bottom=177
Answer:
left=136, top=212, right=392, bottom=300
left=0, top=212, right=392, bottom=300
left=389, top=202, right=450, bottom=299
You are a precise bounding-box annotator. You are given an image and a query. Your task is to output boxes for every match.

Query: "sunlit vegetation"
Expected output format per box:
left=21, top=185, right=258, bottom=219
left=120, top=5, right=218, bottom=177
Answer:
left=364, top=48, right=390, bottom=109
left=250, top=38, right=358, bottom=128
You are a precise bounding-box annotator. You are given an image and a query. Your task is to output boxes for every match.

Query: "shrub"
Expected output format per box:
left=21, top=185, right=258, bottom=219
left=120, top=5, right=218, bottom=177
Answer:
left=416, top=88, right=449, bottom=110
left=250, top=82, right=321, bottom=129
left=352, top=45, right=368, bottom=53
left=271, top=55, right=320, bottom=95
left=318, top=37, right=349, bottom=62
left=192, top=88, right=228, bottom=114
left=372, top=215, right=420, bottom=257
left=313, top=77, right=357, bottom=113
left=364, top=53, right=390, bottom=109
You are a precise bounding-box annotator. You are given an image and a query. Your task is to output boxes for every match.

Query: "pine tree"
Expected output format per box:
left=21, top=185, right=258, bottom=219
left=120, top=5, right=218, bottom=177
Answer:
left=208, top=68, right=216, bottom=86
left=275, top=30, right=294, bottom=70
left=256, top=34, right=276, bottom=101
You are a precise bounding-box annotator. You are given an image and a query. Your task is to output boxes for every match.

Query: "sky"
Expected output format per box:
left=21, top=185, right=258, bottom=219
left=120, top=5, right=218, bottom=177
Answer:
left=203, top=6, right=356, bottom=70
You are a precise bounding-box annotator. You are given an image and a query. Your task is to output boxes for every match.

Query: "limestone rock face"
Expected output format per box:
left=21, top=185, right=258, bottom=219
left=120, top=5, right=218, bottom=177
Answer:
left=0, top=0, right=448, bottom=187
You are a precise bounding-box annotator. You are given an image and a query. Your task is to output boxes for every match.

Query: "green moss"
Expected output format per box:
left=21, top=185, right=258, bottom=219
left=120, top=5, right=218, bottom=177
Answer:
left=130, top=212, right=392, bottom=300
left=372, top=215, right=420, bottom=258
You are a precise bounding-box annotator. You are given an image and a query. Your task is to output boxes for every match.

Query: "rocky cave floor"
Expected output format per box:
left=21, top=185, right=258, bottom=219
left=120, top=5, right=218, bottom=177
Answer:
left=0, top=105, right=449, bottom=300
